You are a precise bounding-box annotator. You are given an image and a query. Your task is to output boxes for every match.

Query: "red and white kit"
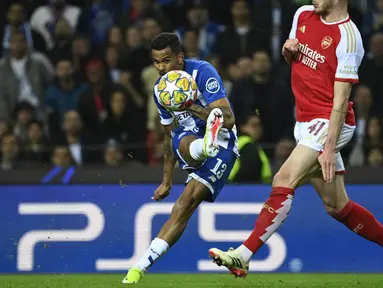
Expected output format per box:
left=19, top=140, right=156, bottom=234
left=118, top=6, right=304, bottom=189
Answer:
left=290, top=5, right=365, bottom=173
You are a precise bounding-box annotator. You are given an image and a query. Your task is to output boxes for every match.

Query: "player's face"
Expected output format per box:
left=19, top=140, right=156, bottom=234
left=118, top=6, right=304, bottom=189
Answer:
left=312, top=0, right=334, bottom=15
left=152, top=47, right=184, bottom=76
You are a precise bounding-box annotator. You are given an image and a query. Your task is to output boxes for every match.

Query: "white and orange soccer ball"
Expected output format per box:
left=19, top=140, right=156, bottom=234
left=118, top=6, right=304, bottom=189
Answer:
left=157, top=70, right=198, bottom=111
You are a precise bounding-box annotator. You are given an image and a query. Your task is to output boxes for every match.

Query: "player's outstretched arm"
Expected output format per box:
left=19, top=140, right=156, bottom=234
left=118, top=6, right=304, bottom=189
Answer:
left=325, top=81, right=352, bottom=149
left=162, top=124, right=176, bottom=184
left=152, top=124, right=176, bottom=201
left=186, top=98, right=235, bottom=130
left=320, top=81, right=352, bottom=183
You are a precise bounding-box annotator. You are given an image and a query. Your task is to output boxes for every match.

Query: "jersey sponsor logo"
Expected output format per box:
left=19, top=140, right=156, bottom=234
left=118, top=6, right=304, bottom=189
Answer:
left=321, top=36, right=333, bottom=49
left=206, top=77, right=220, bottom=94
left=338, top=65, right=358, bottom=76
left=176, top=111, right=192, bottom=121
left=297, top=43, right=326, bottom=70
left=299, top=26, right=306, bottom=33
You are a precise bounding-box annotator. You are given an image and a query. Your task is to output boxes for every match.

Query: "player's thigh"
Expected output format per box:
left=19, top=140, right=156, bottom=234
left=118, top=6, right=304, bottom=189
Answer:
left=273, top=144, right=320, bottom=188
left=186, top=148, right=236, bottom=202
left=179, top=134, right=200, bottom=162
left=285, top=119, right=355, bottom=188
left=295, top=119, right=355, bottom=154
left=172, top=130, right=201, bottom=168
left=310, top=172, right=349, bottom=214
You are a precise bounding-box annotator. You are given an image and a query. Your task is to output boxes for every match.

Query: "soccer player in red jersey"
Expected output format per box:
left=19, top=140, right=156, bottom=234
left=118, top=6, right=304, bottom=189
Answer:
left=209, top=0, right=383, bottom=278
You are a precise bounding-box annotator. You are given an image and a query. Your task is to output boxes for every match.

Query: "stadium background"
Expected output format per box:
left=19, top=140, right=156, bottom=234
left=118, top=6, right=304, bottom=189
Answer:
left=1, top=0, right=383, bottom=285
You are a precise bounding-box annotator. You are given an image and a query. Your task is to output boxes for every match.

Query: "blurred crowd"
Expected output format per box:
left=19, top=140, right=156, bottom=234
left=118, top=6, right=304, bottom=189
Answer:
left=0, top=0, right=382, bottom=181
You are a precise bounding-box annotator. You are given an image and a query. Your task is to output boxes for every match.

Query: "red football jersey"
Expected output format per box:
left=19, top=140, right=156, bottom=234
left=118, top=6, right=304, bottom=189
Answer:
left=289, top=5, right=365, bottom=126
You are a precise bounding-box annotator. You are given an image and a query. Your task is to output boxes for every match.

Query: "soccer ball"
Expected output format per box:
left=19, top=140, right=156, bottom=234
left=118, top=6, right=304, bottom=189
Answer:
left=157, top=70, right=198, bottom=111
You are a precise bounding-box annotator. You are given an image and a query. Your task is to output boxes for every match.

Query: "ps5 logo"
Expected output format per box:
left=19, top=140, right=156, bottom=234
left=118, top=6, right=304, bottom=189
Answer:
left=17, top=202, right=286, bottom=272
left=17, top=203, right=105, bottom=271
left=95, top=203, right=286, bottom=272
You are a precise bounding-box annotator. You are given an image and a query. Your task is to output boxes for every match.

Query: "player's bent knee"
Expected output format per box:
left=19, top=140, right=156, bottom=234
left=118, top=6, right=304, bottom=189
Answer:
left=320, top=189, right=349, bottom=217
left=179, top=135, right=202, bottom=167
left=273, top=166, right=300, bottom=188
left=324, top=204, right=338, bottom=217
left=323, top=200, right=348, bottom=217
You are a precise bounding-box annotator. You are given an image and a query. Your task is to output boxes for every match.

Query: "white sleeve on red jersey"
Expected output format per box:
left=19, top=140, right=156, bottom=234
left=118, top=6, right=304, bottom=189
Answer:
left=335, top=21, right=365, bottom=83
left=289, top=5, right=315, bottom=39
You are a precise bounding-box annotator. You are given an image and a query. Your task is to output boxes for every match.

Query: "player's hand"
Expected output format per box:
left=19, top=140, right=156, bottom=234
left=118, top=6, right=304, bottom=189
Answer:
left=318, top=148, right=336, bottom=183
left=282, top=38, right=299, bottom=58
left=152, top=183, right=172, bottom=201
left=172, top=99, right=194, bottom=112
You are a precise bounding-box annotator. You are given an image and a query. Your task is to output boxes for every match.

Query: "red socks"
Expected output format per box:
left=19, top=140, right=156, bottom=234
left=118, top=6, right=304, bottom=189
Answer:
left=243, top=187, right=383, bottom=255
left=244, top=187, right=294, bottom=253
left=334, top=200, right=383, bottom=246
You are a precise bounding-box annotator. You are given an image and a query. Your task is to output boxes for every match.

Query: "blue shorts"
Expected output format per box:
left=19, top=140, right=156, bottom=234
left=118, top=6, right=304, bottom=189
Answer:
left=172, top=128, right=236, bottom=202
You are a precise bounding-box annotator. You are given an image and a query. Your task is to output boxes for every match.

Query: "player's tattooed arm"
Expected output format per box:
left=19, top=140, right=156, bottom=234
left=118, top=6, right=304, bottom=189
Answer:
left=162, top=124, right=177, bottom=187
left=186, top=98, right=235, bottom=129
left=325, top=81, right=352, bottom=150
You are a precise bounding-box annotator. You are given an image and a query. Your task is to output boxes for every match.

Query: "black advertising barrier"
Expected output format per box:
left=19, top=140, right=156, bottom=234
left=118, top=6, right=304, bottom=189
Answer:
left=0, top=166, right=382, bottom=184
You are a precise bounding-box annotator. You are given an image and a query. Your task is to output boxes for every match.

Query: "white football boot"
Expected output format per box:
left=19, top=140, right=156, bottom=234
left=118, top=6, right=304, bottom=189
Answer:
left=209, top=247, right=249, bottom=278
left=203, top=108, right=223, bottom=158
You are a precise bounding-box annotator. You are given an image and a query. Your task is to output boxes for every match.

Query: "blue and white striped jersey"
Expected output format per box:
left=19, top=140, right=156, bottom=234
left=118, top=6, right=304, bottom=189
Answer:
left=153, top=59, right=238, bottom=153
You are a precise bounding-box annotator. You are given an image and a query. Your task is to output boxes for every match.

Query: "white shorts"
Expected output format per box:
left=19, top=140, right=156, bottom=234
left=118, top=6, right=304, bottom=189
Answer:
left=294, top=118, right=355, bottom=173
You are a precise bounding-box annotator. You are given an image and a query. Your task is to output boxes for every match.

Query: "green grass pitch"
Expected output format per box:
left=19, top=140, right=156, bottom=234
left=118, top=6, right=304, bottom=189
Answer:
left=1, top=274, right=383, bottom=288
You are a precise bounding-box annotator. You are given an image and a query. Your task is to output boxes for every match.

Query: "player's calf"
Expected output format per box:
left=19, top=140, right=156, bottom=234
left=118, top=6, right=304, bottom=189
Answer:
left=333, top=200, right=383, bottom=246
left=321, top=195, right=349, bottom=217
left=312, top=174, right=383, bottom=247
left=157, top=182, right=207, bottom=246
left=126, top=180, right=210, bottom=281
left=238, top=146, right=319, bottom=255
left=209, top=186, right=295, bottom=276
left=241, top=186, right=295, bottom=255
left=211, top=145, right=320, bottom=270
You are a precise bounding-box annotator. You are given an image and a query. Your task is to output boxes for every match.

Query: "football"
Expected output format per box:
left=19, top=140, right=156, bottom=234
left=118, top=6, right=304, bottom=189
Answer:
left=157, top=70, right=198, bottom=111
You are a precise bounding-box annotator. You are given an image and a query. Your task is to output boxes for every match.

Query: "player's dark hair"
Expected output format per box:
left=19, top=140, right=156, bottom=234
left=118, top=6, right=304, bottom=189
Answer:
left=151, top=32, right=181, bottom=54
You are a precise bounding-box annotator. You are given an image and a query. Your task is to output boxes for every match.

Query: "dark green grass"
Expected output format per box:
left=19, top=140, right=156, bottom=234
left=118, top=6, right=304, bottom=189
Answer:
left=1, top=274, right=383, bottom=288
